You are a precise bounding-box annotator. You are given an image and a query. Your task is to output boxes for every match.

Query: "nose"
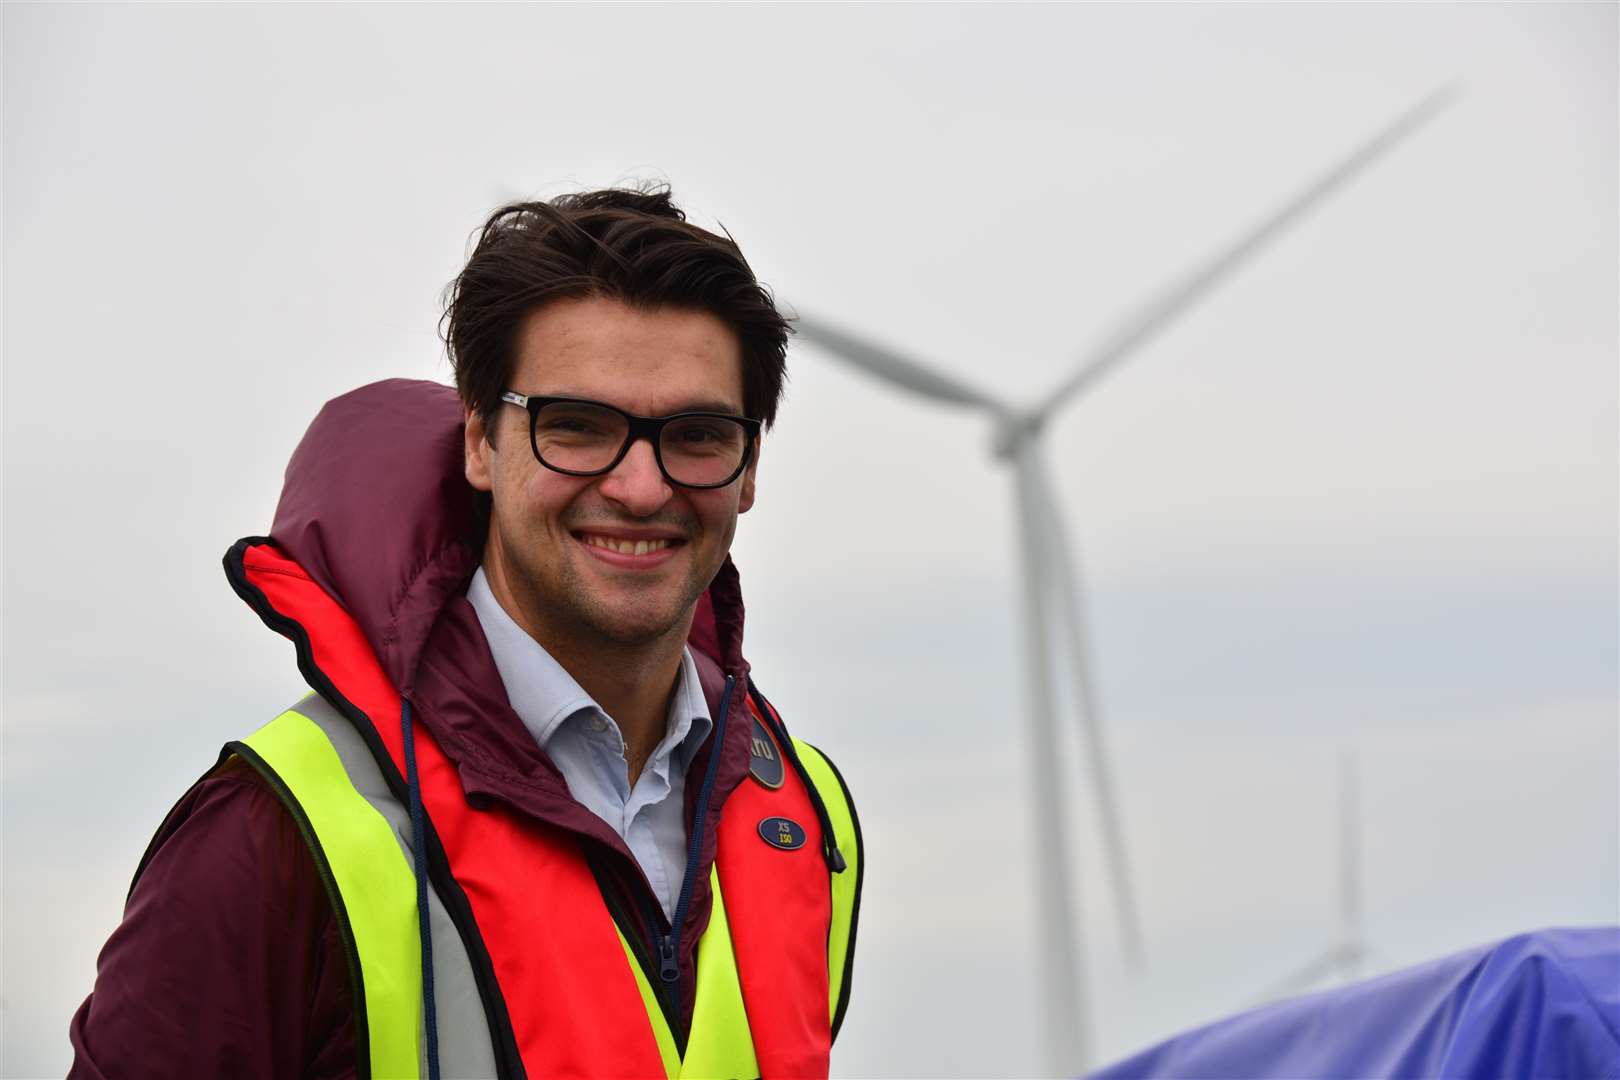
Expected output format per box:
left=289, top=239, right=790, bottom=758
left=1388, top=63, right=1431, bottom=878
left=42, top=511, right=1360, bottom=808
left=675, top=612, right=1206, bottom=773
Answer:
left=597, top=437, right=673, bottom=517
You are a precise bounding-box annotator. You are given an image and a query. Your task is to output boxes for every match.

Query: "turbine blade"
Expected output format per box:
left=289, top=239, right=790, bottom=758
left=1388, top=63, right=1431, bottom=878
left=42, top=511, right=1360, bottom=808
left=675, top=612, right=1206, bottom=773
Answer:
left=1026, top=450, right=1146, bottom=967
left=794, top=313, right=1005, bottom=411
left=1035, top=85, right=1461, bottom=420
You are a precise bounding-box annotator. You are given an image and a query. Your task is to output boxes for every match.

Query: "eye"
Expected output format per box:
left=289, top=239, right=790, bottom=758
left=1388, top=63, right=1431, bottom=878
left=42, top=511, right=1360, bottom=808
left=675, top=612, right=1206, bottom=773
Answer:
left=543, top=416, right=603, bottom=435
left=674, top=421, right=726, bottom=444
left=665, top=418, right=744, bottom=455
left=535, top=402, right=621, bottom=440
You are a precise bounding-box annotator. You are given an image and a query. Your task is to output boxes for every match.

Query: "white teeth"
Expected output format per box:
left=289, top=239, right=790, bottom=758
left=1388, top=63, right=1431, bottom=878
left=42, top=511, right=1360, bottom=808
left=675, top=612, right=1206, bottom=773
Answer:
left=583, top=534, right=670, bottom=555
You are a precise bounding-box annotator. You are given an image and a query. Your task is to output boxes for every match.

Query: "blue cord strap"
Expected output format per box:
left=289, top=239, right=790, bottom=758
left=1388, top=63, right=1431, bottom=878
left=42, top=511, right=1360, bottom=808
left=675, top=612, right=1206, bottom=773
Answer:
left=401, top=699, right=443, bottom=1080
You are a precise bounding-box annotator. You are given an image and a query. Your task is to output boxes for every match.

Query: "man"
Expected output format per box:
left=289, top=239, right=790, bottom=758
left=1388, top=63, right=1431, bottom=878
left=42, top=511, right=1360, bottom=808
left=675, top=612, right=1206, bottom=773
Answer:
left=70, top=187, right=862, bottom=1079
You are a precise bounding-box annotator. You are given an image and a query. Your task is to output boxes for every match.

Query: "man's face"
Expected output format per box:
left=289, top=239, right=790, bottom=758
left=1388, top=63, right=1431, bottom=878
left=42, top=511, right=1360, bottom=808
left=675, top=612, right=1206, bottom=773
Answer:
left=464, top=295, right=757, bottom=654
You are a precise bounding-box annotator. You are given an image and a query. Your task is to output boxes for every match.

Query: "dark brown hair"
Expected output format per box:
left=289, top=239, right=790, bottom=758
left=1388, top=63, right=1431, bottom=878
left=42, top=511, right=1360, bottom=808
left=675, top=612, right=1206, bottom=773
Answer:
left=442, top=185, right=790, bottom=433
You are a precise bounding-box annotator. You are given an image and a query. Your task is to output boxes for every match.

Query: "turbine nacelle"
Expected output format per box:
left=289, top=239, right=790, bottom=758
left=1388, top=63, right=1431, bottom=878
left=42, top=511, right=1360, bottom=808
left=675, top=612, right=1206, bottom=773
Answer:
left=990, top=410, right=1044, bottom=462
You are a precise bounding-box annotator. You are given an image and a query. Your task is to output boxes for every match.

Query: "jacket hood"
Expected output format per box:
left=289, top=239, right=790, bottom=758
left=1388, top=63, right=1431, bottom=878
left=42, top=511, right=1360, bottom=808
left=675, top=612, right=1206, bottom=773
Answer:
left=268, top=378, right=749, bottom=697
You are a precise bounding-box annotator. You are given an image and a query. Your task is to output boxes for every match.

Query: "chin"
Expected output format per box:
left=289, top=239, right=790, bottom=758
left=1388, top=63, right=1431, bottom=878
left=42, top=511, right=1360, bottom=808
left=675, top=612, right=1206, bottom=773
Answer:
left=578, top=595, right=693, bottom=646
left=586, top=614, right=686, bottom=647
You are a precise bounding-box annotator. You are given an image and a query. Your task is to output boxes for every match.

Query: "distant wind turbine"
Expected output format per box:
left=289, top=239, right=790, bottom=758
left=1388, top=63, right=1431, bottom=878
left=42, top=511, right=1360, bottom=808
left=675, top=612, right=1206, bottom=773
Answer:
left=795, top=88, right=1456, bottom=1076
left=1255, top=751, right=1377, bottom=1003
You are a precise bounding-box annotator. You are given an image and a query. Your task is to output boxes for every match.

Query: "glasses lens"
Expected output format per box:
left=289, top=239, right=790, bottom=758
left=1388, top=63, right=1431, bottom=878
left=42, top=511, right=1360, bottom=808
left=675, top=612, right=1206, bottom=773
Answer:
left=659, top=415, right=749, bottom=486
left=533, top=401, right=629, bottom=473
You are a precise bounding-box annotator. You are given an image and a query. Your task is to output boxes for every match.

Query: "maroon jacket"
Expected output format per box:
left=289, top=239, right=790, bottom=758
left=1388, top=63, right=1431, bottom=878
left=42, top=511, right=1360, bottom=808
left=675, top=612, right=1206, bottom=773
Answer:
left=70, top=380, right=765, bottom=1078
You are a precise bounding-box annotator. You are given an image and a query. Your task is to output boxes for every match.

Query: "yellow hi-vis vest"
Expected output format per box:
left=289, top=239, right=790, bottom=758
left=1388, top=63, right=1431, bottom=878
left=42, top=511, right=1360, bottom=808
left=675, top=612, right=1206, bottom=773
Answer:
left=224, top=691, right=861, bottom=1079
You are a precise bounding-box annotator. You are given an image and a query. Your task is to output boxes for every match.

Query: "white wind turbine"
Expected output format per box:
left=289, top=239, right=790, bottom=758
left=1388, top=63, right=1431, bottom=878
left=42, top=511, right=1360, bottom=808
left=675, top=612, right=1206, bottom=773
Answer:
left=795, top=89, right=1456, bottom=1076
left=1255, top=750, right=1378, bottom=1004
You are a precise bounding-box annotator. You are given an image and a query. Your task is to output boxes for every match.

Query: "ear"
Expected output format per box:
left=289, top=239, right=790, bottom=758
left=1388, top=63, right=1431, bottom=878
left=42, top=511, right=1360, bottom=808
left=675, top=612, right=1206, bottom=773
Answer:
left=464, top=405, right=494, bottom=493
left=737, top=436, right=760, bottom=514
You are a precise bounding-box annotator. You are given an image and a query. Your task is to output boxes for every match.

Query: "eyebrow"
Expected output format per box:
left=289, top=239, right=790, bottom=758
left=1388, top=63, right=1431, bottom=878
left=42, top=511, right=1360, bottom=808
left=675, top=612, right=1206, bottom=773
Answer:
left=666, top=398, right=746, bottom=415
left=544, top=392, right=745, bottom=416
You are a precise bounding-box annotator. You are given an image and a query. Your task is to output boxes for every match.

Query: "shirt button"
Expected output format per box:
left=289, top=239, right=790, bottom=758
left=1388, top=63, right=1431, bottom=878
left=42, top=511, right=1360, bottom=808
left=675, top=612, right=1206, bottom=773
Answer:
left=590, top=716, right=608, bottom=734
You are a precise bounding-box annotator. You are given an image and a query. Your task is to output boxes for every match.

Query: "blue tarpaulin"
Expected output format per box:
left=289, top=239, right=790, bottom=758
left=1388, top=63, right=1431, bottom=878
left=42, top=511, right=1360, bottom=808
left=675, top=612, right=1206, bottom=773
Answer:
left=1088, top=927, right=1620, bottom=1080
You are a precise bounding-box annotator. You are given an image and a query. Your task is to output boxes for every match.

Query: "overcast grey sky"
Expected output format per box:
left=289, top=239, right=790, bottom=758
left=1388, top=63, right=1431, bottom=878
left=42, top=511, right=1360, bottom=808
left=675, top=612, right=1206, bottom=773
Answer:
left=4, top=4, right=1615, bottom=1077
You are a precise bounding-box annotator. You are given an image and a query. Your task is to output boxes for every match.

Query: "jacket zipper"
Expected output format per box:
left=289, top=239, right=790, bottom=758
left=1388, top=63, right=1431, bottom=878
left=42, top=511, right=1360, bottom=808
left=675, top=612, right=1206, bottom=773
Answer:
left=627, top=881, right=683, bottom=1040
left=658, top=674, right=735, bottom=993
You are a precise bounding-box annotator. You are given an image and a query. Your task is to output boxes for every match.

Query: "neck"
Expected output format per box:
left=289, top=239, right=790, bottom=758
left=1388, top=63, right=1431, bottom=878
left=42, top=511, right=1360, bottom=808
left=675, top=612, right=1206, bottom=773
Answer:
left=544, top=631, right=687, bottom=785
left=482, top=563, right=689, bottom=785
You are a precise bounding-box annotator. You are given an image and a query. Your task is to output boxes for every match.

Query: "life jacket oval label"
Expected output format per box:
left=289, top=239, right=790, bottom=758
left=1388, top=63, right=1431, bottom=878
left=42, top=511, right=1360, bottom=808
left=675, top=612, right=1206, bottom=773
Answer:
left=758, top=816, right=807, bottom=851
left=748, top=715, right=785, bottom=789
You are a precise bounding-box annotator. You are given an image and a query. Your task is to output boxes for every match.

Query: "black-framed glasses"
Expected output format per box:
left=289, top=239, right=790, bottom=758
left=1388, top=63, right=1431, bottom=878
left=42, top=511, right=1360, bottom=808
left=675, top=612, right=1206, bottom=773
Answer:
left=501, top=392, right=761, bottom=489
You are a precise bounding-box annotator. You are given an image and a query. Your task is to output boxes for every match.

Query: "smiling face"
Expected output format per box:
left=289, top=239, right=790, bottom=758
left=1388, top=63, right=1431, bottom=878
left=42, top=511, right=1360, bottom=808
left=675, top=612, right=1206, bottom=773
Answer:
left=464, top=295, right=757, bottom=657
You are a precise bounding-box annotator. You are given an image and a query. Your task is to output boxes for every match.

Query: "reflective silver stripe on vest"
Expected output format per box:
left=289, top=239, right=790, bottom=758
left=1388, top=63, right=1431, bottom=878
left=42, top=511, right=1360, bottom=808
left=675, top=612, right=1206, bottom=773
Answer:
left=289, top=692, right=498, bottom=1079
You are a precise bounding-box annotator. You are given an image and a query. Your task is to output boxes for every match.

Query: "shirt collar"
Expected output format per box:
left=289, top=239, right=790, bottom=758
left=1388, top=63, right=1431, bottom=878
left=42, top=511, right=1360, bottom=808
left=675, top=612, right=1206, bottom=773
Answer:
left=666, top=647, right=713, bottom=770
left=466, top=566, right=712, bottom=759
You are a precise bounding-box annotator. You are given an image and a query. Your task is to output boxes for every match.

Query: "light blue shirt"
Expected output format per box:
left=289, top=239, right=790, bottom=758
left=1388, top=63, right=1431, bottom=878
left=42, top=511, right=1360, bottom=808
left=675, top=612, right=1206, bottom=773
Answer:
left=466, top=567, right=713, bottom=921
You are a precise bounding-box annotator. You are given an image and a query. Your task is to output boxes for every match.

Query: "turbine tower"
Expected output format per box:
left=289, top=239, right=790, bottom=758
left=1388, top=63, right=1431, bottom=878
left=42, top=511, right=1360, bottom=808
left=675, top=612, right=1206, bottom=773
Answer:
left=795, top=90, right=1455, bottom=1076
